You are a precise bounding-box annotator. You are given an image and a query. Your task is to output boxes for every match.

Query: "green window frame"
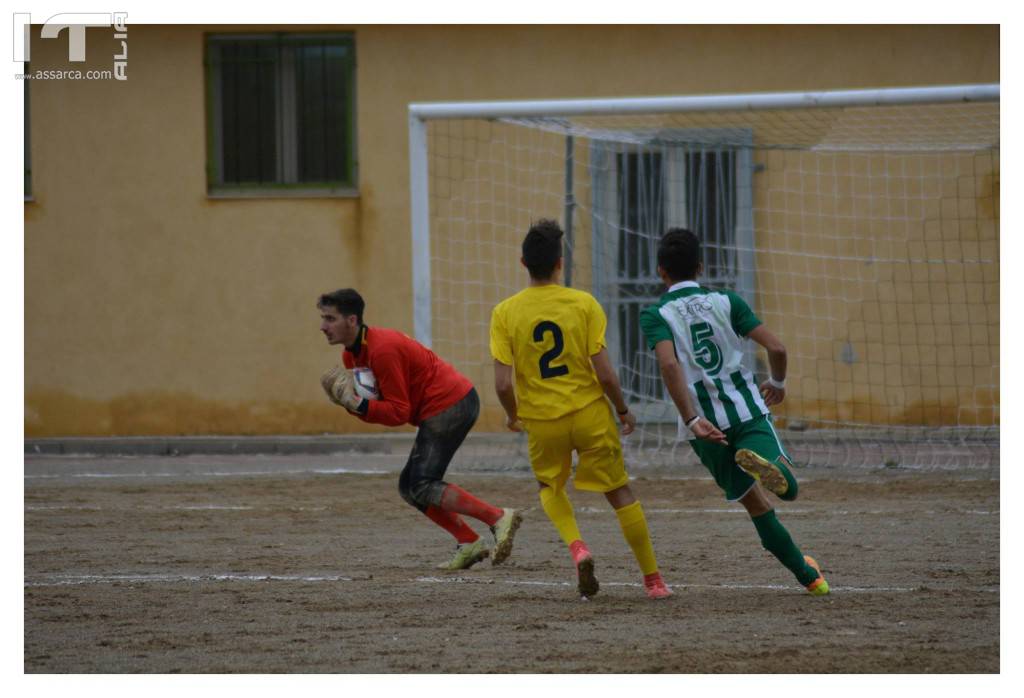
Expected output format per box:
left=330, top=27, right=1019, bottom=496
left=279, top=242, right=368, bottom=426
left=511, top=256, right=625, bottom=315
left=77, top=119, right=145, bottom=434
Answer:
left=204, top=33, right=357, bottom=196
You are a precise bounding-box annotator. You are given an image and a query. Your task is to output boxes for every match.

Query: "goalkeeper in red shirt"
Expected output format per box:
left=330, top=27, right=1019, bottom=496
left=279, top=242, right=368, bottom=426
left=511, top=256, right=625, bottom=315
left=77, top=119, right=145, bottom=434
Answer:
left=318, top=288, right=522, bottom=571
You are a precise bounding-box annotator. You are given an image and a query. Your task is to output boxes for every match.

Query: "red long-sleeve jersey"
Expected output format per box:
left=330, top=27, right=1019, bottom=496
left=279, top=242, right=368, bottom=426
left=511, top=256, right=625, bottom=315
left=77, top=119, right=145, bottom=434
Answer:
left=342, top=327, right=473, bottom=427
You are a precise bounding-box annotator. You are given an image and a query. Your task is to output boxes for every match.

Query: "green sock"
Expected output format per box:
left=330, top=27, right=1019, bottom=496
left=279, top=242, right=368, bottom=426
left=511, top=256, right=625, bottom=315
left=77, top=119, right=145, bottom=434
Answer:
left=751, top=509, right=818, bottom=586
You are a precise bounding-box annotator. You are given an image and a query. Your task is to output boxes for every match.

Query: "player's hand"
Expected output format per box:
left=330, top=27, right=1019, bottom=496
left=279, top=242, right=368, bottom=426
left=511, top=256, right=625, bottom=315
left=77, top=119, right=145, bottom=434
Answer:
left=334, top=369, right=363, bottom=411
left=506, top=415, right=525, bottom=432
left=617, top=408, right=636, bottom=436
left=692, top=417, right=727, bottom=445
left=321, top=366, right=361, bottom=412
left=759, top=381, right=786, bottom=407
left=320, top=366, right=345, bottom=406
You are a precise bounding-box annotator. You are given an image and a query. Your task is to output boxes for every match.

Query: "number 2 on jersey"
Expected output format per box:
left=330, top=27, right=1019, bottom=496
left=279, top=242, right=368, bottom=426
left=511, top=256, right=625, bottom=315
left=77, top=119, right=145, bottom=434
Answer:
left=690, top=321, right=723, bottom=375
left=533, top=321, right=570, bottom=379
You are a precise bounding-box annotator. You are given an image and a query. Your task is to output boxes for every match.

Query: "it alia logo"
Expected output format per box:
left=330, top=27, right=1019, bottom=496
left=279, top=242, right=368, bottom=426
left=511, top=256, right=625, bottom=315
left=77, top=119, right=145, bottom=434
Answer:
left=13, top=12, right=127, bottom=80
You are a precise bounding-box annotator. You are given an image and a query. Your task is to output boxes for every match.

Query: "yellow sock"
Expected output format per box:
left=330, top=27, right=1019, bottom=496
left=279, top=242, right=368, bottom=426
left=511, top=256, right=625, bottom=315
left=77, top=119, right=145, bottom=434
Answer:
left=539, top=485, right=582, bottom=547
left=614, top=501, right=659, bottom=576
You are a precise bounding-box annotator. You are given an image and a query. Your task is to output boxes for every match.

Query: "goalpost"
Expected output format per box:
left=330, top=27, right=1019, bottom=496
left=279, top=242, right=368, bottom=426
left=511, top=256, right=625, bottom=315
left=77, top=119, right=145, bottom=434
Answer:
left=408, top=84, right=999, bottom=470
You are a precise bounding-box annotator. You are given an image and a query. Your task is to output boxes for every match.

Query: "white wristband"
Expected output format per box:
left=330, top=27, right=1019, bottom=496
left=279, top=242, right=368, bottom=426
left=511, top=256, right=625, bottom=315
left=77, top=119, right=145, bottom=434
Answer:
left=768, top=377, right=786, bottom=389
left=684, top=415, right=701, bottom=432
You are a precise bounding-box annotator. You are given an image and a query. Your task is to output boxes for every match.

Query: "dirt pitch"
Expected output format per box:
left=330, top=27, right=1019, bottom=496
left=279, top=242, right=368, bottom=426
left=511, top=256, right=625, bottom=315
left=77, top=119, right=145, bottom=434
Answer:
left=24, top=453, right=999, bottom=673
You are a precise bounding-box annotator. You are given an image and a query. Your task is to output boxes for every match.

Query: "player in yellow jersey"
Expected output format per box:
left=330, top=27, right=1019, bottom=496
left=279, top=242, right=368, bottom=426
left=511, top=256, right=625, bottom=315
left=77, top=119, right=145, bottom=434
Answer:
left=489, top=219, right=672, bottom=600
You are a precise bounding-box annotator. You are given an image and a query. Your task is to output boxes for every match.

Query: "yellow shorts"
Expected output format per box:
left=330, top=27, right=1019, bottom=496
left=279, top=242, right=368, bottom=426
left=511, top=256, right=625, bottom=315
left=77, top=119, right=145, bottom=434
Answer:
left=522, top=397, right=629, bottom=494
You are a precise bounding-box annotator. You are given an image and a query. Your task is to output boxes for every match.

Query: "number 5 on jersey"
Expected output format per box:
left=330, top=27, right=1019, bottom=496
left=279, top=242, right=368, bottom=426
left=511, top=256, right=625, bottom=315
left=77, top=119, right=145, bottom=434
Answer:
left=690, top=321, right=723, bottom=375
left=534, top=321, right=569, bottom=379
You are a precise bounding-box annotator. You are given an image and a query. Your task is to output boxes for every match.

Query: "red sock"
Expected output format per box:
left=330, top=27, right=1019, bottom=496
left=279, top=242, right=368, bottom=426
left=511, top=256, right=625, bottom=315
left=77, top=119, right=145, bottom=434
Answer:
left=439, top=484, right=503, bottom=527
left=569, top=539, right=591, bottom=566
left=424, top=505, right=479, bottom=544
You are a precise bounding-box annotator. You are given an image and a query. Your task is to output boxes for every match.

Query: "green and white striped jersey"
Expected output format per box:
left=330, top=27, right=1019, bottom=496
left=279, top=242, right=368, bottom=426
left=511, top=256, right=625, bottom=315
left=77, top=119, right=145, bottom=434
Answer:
left=640, top=280, right=769, bottom=440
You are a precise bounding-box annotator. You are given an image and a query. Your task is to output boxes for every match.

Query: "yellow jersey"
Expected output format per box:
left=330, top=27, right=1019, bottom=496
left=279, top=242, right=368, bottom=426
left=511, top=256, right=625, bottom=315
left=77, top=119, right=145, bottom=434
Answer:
left=490, top=284, right=608, bottom=420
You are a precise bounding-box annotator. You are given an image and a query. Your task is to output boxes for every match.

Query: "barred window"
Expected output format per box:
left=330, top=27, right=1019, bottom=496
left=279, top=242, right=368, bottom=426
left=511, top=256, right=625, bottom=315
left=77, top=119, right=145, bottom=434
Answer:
left=615, top=150, right=667, bottom=398
left=683, top=148, right=737, bottom=284
left=205, top=34, right=356, bottom=193
left=591, top=138, right=754, bottom=409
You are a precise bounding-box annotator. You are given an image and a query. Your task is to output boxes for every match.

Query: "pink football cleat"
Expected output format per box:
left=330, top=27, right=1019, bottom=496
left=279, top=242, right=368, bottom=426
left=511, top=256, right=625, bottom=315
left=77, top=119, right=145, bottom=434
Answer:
left=644, top=571, right=673, bottom=600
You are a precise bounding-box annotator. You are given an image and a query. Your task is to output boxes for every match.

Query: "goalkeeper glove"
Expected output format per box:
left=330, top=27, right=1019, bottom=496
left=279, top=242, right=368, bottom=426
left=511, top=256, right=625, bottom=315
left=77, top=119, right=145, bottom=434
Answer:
left=320, top=366, right=363, bottom=412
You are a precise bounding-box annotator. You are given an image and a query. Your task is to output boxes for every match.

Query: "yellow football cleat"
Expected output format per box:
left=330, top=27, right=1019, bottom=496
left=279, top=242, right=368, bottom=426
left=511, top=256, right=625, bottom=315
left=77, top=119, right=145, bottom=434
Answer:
left=437, top=538, right=490, bottom=571
left=804, top=555, right=830, bottom=596
left=735, top=449, right=798, bottom=500
left=489, top=508, right=523, bottom=565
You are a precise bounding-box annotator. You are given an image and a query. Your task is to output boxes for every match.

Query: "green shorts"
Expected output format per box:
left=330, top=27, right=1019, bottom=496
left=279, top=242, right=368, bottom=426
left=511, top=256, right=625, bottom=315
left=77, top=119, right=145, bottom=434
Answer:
left=689, top=414, right=794, bottom=501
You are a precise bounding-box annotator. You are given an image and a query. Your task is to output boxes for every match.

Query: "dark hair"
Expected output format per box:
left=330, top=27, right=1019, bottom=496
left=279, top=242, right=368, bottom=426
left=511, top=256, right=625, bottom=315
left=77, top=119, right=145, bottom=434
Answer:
left=521, top=219, right=564, bottom=280
left=317, top=288, right=365, bottom=324
left=657, top=228, right=701, bottom=282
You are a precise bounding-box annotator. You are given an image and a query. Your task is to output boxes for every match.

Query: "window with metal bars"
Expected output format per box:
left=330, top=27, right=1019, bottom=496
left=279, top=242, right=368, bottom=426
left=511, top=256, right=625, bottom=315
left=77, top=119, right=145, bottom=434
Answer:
left=610, top=146, right=741, bottom=401
left=615, top=150, right=668, bottom=398
left=684, top=149, right=737, bottom=285
left=205, top=34, right=356, bottom=192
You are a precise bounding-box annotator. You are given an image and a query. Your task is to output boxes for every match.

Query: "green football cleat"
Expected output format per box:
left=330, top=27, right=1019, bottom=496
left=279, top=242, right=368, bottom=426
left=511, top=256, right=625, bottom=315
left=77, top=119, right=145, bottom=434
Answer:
left=489, top=508, right=523, bottom=565
left=437, top=538, right=490, bottom=571
left=804, top=555, right=830, bottom=596
left=735, top=449, right=799, bottom=501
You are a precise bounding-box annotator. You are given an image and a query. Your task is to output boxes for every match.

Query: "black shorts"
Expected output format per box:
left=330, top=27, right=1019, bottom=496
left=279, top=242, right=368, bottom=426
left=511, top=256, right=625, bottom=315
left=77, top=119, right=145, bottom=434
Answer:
left=397, top=388, right=479, bottom=510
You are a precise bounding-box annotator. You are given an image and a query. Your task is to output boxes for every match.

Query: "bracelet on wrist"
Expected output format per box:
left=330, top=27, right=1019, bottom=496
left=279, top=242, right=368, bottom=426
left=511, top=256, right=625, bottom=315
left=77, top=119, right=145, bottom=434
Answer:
left=684, top=415, right=701, bottom=428
left=768, top=377, right=786, bottom=389
left=617, top=406, right=630, bottom=416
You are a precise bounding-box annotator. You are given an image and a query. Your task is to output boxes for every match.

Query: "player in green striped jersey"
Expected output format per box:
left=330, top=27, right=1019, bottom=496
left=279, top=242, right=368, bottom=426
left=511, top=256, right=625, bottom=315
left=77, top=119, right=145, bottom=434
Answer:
left=640, top=228, right=829, bottom=596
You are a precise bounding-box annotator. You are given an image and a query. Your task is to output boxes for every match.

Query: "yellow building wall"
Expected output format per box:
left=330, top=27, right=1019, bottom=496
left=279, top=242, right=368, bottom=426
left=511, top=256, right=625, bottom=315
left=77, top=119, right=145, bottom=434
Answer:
left=24, top=24, right=999, bottom=436
left=751, top=149, right=999, bottom=429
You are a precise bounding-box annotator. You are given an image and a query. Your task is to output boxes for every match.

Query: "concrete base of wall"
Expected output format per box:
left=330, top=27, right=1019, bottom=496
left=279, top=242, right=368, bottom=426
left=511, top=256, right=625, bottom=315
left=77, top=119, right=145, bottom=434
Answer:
left=24, top=434, right=418, bottom=457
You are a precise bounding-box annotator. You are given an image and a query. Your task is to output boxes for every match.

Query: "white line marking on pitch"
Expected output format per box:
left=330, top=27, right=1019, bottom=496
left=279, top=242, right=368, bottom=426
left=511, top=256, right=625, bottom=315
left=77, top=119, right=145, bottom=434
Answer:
left=23, top=503, right=998, bottom=518
left=24, top=467, right=998, bottom=482
left=24, top=573, right=365, bottom=586
left=476, top=506, right=1000, bottom=517
left=25, top=504, right=330, bottom=512
left=23, top=503, right=998, bottom=517
left=414, top=576, right=922, bottom=593
left=23, top=572, right=996, bottom=594
left=24, top=468, right=391, bottom=480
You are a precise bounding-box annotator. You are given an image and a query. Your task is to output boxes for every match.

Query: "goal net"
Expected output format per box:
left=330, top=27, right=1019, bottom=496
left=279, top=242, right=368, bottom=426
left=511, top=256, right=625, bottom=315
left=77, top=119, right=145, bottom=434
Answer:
left=409, top=85, right=999, bottom=470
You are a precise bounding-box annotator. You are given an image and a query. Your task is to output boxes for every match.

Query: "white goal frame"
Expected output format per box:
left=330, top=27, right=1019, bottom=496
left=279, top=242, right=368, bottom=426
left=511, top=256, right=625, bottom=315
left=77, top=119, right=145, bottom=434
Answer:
left=408, top=83, right=999, bottom=347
